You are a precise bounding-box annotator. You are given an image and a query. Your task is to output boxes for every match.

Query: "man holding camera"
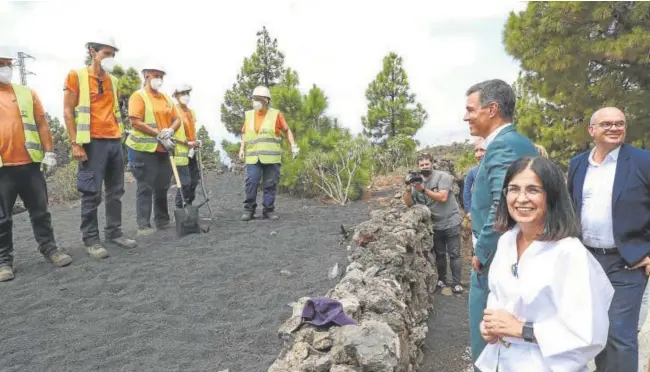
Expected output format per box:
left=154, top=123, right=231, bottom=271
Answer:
left=403, top=153, right=463, bottom=295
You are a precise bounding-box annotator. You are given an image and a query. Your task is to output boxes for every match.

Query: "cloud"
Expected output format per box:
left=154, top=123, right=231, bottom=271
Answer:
left=2, top=0, right=526, bottom=152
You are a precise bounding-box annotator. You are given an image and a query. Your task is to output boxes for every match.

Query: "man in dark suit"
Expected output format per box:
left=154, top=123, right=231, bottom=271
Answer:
left=567, top=106, right=650, bottom=372
left=464, top=79, right=538, bottom=367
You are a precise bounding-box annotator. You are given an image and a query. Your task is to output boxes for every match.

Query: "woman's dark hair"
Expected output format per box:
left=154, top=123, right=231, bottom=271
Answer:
left=494, top=156, right=580, bottom=241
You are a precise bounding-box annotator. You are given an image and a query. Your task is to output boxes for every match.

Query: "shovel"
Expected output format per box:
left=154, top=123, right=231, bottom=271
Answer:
left=169, top=154, right=202, bottom=238
left=196, top=148, right=217, bottom=232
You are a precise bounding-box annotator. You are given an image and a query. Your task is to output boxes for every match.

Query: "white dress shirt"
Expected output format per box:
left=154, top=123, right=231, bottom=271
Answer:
left=580, top=146, right=620, bottom=249
left=481, top=123, right=512, bottom=149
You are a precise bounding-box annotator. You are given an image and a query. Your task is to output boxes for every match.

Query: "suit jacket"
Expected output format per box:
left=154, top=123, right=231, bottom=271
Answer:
left=567, top=144, right=650, bottom=266
left=471, top=125, right=538, bottom=266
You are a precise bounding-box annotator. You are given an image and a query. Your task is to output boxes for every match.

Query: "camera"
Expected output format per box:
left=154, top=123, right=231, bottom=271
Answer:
left=404, top=171, right=424, bottom=185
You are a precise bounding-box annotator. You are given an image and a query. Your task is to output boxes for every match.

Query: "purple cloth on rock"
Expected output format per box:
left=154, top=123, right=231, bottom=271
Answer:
left=301, top=296, right=357, bottom=327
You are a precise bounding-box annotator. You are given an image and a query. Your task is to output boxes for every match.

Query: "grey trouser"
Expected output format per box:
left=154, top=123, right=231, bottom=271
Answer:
left=78, top=139, right=125, bottom=246
left=129, top=150, right=173, bottom=229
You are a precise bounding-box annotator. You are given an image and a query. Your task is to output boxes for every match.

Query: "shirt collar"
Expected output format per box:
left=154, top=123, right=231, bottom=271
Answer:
left=481, top=123, right=512, bottom=149
left=588, top=145, right=621, bottom=166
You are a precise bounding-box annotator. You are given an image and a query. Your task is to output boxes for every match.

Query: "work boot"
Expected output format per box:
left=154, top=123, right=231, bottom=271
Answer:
left=86, top=244, right=109, bottom=259
left=137, top=228, right=155, bottom=237
left=241, top=211, right=254, bottom=221
left=109, top=236, right=138, bottom=249
left=45, top=250, right=72, bottom=267
left=263, top=211, right=279, bottom=220
left=0, top=265, right=14, bottom=282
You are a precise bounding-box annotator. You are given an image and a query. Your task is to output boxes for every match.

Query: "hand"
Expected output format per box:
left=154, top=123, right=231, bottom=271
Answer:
left=238, top=148, right=244, bottom=161
left=159, top=128, right=174, bottom=139
left=483, top=308, right=523, bottom=339
left=159, top=137, right=176, bottom=153
left=415, top=183, right=425, bottom=192
left=472, top=256, right=482, bottom=275
left=291, top=144, right=300, bottom=159
left=41, top=152, right=57, bottom=172
left=187, top=140, right=200, bottom=148
left=71, top=143, right=87, bottom=162
left=195, top=139, right=202, bottom=148
left=628, top=256, right=650, bottom=274
left=480, top=320, right=499, bottom=344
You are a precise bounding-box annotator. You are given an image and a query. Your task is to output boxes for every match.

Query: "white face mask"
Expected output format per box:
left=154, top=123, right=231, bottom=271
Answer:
left=179, top=95, right=190, bottom=105
left=0, top=66, right=13, bottom=84
left=252, top=100, right=263, bottom=111
left=100, top=57, right=116, bottom=73
left=150, top=78, right=163, bottom=91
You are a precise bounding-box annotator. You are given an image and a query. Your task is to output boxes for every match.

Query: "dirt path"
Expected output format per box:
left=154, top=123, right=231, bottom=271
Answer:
left=0, top=172, right=371, bottom=372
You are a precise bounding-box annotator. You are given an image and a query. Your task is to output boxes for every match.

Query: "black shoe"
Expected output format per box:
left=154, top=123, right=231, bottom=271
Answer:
left=241, top=212, right=254, bottom=221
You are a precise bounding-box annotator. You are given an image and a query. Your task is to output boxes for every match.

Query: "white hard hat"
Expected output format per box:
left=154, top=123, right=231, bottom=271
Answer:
left=252, top=85, right=271, bottom=99
left=141, top=63, right=166, bottom=74
left=0, top=47, right=14, bottom=60
left=86, top=32, right=119, bottom=52
left=173, top=83, right=192, bottom=95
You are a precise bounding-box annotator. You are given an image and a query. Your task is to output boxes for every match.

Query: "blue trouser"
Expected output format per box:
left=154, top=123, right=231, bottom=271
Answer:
left=591, top=250, right=647, bottom=372
left=469, top=266, right=490, bottom=370
left=244, top=162, right=280, bottom=213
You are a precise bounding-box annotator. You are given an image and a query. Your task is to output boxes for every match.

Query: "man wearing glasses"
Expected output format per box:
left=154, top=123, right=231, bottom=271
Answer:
left=567, top=107, right=650, bottom=372
left=63, top=32, right=137, bottom=260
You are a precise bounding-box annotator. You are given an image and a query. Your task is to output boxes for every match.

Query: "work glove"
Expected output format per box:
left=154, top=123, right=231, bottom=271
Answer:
left=157, top=136, right=176, bottom=153
left=188, top=148, right=196, bottom=158
left=291, top=144, right=300, bottom=159
left=159, top=128, right=174, bottom=139
left=41, top=152, right=57, bottom=172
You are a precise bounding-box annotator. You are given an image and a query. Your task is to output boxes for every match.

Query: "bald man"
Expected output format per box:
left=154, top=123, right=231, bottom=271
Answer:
left=567, top=107, right=650, bottom=372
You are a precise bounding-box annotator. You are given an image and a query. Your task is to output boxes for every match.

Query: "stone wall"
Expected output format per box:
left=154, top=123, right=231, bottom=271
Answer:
left=269, top=203, right=437, bottom=372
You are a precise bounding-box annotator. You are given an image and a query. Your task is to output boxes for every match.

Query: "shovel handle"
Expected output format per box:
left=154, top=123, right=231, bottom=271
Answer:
left=169, top=155, right=182, bottom=189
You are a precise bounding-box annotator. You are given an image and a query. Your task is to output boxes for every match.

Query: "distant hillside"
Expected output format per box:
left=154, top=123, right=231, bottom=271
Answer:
left=419, top=140, right=476, bottom=176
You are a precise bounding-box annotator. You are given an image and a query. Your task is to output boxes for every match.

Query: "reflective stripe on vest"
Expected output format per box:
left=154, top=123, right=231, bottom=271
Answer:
left=74, top=67, right=123, bottom=144
left=243, top=108, right=282, bottom=164
left=173, top=104, right=189, bottom=166
left=0, top=84, right=43, bottom=167
left=125, top=89, right=172, bottom=152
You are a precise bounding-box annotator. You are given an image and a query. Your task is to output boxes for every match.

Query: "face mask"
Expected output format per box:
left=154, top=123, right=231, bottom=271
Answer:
left=252, top=100, right=263, bottom=111
left=0, top=66, right=12, bottom=84
left=100, top=57, right=116, bottom=73
left=420, top=169, right=432, bottom=177
left=179, top=95, right=190, bottom=105
left=150, top=78, right=163, bottom=91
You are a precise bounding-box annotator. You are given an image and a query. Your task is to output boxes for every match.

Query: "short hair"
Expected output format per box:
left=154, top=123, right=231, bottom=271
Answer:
left=534, top=144, right=548, bottom=158
left=466, top=79, right=516, bottom=122
left=494, top=156, right=580, bottom=241
left=417, top=152, right=433, bottom=163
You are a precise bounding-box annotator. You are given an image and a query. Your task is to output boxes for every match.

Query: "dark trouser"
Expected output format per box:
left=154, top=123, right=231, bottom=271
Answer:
left=0, top=163, right=58, bottom=266
left=175, top=157, right=200, bottom=209
left=591, top=248, right=646, bottom=372
left=244, top=161, right=280, bottom=213
left=433, top=223, right=462, bottom=286
left=78, top=139, right=125, bottom=246
left=129, top=150, right=173, bottom=229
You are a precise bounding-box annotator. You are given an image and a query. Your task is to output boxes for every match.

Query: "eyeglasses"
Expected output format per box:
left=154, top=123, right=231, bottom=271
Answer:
left=593, top=121, right=626, bottom=130
left=97, top=77, right=104, bottom=95
left=502, top=186, right=544, bottom=198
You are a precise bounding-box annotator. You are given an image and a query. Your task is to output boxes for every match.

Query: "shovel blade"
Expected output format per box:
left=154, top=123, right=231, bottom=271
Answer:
left=174, top=205, right=202, bottom=238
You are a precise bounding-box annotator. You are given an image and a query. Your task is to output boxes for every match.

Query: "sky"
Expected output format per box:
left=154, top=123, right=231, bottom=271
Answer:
left=1, top=0, right=528, bottom=156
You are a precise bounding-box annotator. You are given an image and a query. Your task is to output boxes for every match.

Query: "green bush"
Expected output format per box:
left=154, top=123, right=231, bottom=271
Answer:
left=49, top=160, right=80, bottom=203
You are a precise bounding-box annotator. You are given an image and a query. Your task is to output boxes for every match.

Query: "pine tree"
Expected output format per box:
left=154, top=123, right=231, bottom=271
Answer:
left=196, top=126, right=220, bottom=170
left=111, top=65, right=141, bottom=130
left=504, top=1, right=650, bottom=165
left=220, top=26, right=287, bottom=136
left=361, top=52, right=427, bottom=146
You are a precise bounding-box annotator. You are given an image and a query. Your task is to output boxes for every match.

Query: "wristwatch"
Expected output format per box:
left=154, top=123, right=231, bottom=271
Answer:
left=522, top=321, right=534, bottom=342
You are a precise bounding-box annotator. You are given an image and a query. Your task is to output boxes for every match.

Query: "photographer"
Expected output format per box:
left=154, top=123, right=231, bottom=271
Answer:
left=403, top=153, right=463, bottom=295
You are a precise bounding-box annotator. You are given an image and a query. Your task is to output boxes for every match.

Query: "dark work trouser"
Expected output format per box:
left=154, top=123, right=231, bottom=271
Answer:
left=244, top=161, right=280, bottom=213
left=175, top=157, right=200, bottom=209
left=591, top=249, right=646, bottom=372
left=129, top=150, right=173, bottom=229
left=78, top=139, right=125, bottom=246
left=433, top=223, right=462, bottom=286
left=0, top=163, right=58, bottom=266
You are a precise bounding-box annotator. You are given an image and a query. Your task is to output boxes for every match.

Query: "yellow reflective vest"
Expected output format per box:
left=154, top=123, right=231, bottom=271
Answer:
left=243, top=108, right=282, bottom=164
left=74, top=67, right=123, bottom=144
left=173, top=105, right=194, bottom=166
left=0, top=84, right=43, bottom=167
left=125, top=89, right=175, bottom=153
